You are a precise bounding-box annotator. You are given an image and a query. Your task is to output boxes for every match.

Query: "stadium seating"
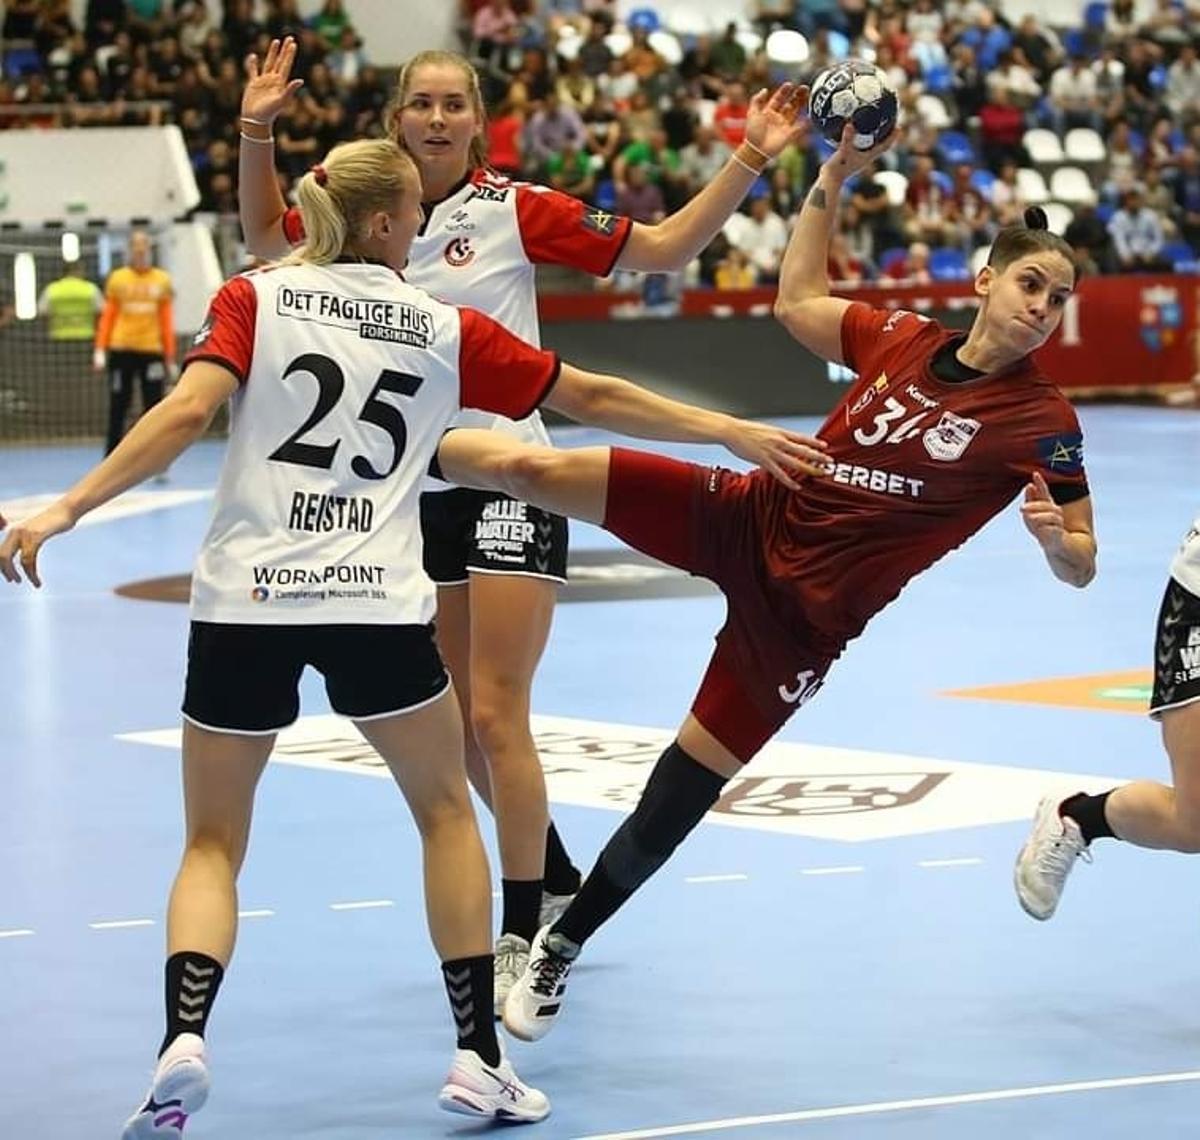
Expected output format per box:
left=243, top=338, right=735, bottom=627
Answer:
left=935, top=130, right=975, bottom=167
left=873, top=170, right=909, bottom=208
left=1049, top=166, right=1098, bottom=206
left=1024, top=128, right=1065, bottom=166
left=929, top=247, right=970, bottom=281
left=1064, top=128, right=1107, bottom=165
left=1041, top=201, right=1074, bottom=235
left=1016, top=167, right=1051, bottom=204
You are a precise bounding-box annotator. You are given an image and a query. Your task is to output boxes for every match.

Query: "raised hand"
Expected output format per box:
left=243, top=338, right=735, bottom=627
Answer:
left=1020, top=471, right=1066, bottom=549
left=0, top=501, right=77, bottom=588
left=722, top=420, right=830, bottom=490
left=242, top=37, right=304, bottom=126
left=743, top=83, right=809, bottom=159
left=821, top=119, right=899, bottom=185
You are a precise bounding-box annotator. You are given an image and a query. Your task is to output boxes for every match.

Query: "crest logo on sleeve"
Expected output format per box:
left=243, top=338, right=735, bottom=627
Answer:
left=922, top=411, right=981, bottom=461
left=444, top=237, right=475, bottom=267
left=1036, top=432, right=1084, bottom=475
left=848, top=371, right=889, bottom=417
left=581, top=208, right=617, bottom=236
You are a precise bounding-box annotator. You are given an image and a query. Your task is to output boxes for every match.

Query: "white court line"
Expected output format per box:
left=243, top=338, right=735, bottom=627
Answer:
left=685, top=874, right=748, bottom=884
left=89, top=919, right=155, bottom=930
left=918, top=857, right=984, bottom=868
left=329, top=899, right=395, bottom=911
left=238, top=909, right=275, bottom=919
left=800, top=866, right=864, bottom=876
left=0, top=929, right=35, bottom=939
left=573, top=1069, right=1200, bottom=1139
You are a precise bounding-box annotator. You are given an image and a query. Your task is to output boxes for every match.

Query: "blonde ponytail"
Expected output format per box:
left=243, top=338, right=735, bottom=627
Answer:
left=292, top=139, right=419, bottom=265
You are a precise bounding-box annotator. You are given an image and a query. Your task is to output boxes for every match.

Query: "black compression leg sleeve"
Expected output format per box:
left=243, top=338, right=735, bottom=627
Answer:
left=553, top=743, right=727, bottom=947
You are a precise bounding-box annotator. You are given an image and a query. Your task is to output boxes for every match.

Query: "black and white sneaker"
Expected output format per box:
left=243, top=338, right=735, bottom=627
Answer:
left=502, top=923, right=576, bottom=1043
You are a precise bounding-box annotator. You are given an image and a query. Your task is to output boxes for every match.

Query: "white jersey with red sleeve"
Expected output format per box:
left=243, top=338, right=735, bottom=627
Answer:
left=183, top=259, right=558, bottom=626
left=282, top=168, right=631, bottom=462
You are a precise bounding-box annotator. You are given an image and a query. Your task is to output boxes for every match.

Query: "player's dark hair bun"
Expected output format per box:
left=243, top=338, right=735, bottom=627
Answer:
left=1023, top=206, right=1049, bottom=230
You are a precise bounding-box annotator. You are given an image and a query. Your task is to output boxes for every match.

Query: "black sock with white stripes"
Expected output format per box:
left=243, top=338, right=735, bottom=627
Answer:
left=441, top=955, right=500, bottom=1066
left=159, top=951, right=225, bottom=1057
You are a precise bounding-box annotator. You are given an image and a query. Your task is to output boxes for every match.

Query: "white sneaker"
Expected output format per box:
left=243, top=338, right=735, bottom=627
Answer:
left=1014, top=794, right=1092, bottom=920
left=494, top=932, right=531, bottom=1020
left=437, top=1046, right=550, bottom=1123
left=539, top=888, right=576, bottom=928
left=120, top=1034, right=209, bottom=1138
left=502, top=924, right=576, bottom=1043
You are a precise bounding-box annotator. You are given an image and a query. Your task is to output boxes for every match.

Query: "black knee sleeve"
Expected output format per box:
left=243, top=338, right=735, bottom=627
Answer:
left=601, top=743, right=727, bottom=890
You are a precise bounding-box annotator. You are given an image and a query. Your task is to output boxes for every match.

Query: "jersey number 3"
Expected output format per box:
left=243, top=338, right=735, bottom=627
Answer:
left=269, top=353, right=424, bottom=480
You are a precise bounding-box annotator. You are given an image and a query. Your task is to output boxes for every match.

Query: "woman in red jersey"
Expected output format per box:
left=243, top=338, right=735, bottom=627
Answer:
left=432, top=123, right=1098, bottom=1043
left=236, top=39, right=809, bottom=1012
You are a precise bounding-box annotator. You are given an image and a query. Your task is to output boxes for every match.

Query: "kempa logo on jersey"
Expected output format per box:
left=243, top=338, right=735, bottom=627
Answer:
left=444, top=237, right=475, bottom=267
left=828, top=461, right=924, bottom=498
left=445, top=209, right=475, bottom=232
left=275, top=287, right=434, bottom=346
left=118, top=712, right=1124, bottom=841
left=922, top=411, right=981, bottom=462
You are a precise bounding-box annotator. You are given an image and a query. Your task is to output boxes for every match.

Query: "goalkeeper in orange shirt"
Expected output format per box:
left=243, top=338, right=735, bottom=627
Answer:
left=94, top=231, right=177, bottom=456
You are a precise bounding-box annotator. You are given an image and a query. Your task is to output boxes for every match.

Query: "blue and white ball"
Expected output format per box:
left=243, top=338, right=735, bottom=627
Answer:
left=808, top=60, right=898, bottom=151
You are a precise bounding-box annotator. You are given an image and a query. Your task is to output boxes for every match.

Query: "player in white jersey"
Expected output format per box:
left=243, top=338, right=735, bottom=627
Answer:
left=0, top=138, right=827, bottom=1135
left=1016, top=518, right=1200, bottom=920
left=237, top=40, right=809, bottom=1010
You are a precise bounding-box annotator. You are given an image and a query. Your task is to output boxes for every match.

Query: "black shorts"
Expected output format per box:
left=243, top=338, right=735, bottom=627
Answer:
left=182, top=621, right=450, bottom=735
left=1150, top=577, right=1200, bottom=719
left=420, top=487, right=568, bottom=586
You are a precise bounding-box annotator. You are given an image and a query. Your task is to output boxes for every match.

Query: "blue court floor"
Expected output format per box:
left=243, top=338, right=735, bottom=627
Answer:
left=2, top=404, right=1199, bottom=1139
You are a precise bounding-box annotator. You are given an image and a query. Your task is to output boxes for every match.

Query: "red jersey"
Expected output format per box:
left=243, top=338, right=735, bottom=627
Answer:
left=754, top=303, right=1089, bottom=647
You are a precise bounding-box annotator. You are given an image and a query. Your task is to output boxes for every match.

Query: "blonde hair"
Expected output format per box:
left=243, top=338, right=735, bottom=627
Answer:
left=293, top=139, right=419, bottom=263
left=386, top=49, right=489, bottom=171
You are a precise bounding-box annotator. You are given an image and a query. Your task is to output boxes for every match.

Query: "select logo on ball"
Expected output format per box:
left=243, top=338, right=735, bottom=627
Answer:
left=809, top=59, right=899, bottom=151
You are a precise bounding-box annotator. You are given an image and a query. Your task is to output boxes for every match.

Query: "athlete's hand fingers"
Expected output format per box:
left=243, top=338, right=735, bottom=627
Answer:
left=750, top=87, right=770, bottom=113
left=244, top=52, right=260, bottom=81
left=279, top=37, right=297, bottom=79
left=20, top=538, right=43, bottom=589
left=1029, top=470, right=1052, bottom=499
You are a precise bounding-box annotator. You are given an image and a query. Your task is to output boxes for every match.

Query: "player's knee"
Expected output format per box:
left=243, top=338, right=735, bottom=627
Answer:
left=408, top=782, right=476, bottom=838
left=469, top=693, right=524, bottom=762
left=602, top=743, right=727, bottom=889
left=182, top=828, right=242, bottom=868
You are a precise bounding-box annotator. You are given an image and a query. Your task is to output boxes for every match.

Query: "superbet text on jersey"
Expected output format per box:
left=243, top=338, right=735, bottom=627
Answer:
left=183, top=259, right=559, bottom=626
left=755, top=304, right=1090, bottom=646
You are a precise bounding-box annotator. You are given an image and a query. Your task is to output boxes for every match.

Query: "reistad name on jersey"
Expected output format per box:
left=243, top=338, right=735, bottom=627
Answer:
left=276, top=286, right=434, bottom=346
left=289, top=491, right=374, bottom=533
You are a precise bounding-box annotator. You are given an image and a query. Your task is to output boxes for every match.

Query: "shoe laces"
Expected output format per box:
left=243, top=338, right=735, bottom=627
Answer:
left=529, top=945, right=571, bottom=998
left=495, top=936, right=527, bottom=978
left=1036, top=823, right=1091, bottom=879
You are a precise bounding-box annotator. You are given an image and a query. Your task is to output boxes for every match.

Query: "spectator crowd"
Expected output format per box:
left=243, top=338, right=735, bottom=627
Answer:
left=2, top=0, right=1200, bottom=286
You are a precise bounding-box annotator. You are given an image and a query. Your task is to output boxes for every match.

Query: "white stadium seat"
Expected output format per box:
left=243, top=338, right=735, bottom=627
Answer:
left=1049, top=166, right=1097, bottom=206
left=1023, top=128, right=1065, bottom=165
left=916, top=93, right=952, bottom=130
left=1041, top=201, right=1075, bottom=234
left=1064, top=127, right=1106, bottom=165
left=873, top=169, right=909, bottom=207
left=1016, top=167, right=1050, bottom=204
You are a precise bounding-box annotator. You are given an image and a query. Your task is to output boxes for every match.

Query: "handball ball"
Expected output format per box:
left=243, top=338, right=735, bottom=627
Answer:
left=808, top=60, right=899, bottom=150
